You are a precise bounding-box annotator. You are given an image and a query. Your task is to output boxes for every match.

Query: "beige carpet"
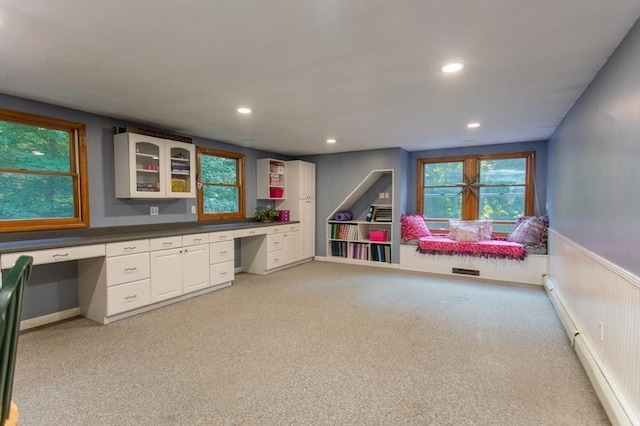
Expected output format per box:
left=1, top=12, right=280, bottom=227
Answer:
left=14, top=261, right=608, bottom=425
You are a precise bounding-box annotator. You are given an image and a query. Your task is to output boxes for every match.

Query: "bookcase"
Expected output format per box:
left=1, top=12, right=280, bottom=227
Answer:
left=326, top=170, right=394, bottom=264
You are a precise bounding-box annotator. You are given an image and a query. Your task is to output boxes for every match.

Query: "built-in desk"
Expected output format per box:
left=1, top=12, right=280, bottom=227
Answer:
left=0, top=220, right=306, bottom=326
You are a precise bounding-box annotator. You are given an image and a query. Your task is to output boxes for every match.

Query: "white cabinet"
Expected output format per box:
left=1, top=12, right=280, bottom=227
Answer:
left=150, top=235, right=212, bottom=302
left=257, top=158, right=286, bottom=200
left=284, top=160, right=315, bottom=200
left=79, top=240, right=152, bottom=322
left=277, top=160, right=316, bottom=261
left=209, top=229, right=235, bottom=287
left=114, top=132, right=195, bottom=199
left=182, top=244, right=210, bottom=294
left=150, top=246, right=183, bottom=301
left=283, top=230, right=300, bottom=264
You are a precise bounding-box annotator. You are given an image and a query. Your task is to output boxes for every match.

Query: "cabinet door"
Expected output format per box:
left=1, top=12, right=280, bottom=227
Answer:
left=182, top=244, right=209, bottom=294
left=301, top=161, right=316, bottom=199
left=114, top=133, right=167, bottom=198
left=166, top=140, right=196, bottom=198
left=150, top=248, right=183, bottom=301
left=300, top=199, right=316, bottom=259
left=283, top=231, right=300, bottom=264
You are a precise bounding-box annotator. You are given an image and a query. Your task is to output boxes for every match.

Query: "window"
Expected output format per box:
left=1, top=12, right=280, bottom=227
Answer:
left=197, top=147, right=245, bottom=220
left=418, top=152, right=534, bottom=234
left=0, top=108, right=89, bottom=232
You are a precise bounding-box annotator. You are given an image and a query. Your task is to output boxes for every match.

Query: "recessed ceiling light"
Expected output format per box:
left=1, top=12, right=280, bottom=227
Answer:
left=32, top=150, right=44, bottom=156
left=441, top=63, right=464, bottom=73
left=237, top=107, right=252, bottom=114
left=467, top=122, right=481, bottom=128
left=326, top=139, right=336, bottom=144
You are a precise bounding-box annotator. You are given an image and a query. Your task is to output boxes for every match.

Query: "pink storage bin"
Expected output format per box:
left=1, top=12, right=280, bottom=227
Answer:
left=369, top=229, right=388, bottom=241
left=270, top=187, right=284, bottom=198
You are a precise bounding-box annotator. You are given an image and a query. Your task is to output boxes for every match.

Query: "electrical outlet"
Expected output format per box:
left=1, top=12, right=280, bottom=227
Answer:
left=598, top=321, right=604, bottom=341
left=384, top=192, right=389, bottom=199
left=191, top=205, right=196, bottom=214
left=150, top=206, right=159, bottom=216
left=379, top=192, right=384, bottom=198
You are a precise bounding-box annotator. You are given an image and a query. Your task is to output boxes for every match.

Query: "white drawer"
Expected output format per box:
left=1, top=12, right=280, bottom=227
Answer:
left=149, top=236, right=183, bottom=251
left=266, top=225, right=285, bottom=234
left=1, top=244, right=105, bottom=269
left=209, top=240, right=234, bottom=265
left=267, top=234, right=283, bottom=252
left=106, top=252, right=150, bottom=287
left=282, top=223, right=300, bottom=232
left=107, top=279, right=151, bottom=316
left=266, top=250, right=284, bottom=270
left=183, top=233, right=209, bottom=246
left=209, top=261, right=234, bottom=286
left=106, top=239, right=149, bottom=257
left=209, top=230, right=234, bottom=242
left=233, top=227, right=267, bottom=238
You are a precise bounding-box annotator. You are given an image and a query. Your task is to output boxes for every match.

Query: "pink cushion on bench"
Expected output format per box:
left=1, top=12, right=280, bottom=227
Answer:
left=417, top=236, right=526, bottom=260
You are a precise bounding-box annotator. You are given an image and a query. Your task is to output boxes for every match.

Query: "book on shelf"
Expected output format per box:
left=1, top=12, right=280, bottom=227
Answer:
left=373, top=206, right=392, bottom=222
left=365, top=205, right=375, bottom=222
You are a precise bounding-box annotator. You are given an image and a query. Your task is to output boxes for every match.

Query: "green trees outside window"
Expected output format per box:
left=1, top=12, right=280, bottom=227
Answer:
left=0, top=109, right=89, bottom=232
left=418, top=152, right=534, bottom=233
left=197, top=147, right=245, bottom=220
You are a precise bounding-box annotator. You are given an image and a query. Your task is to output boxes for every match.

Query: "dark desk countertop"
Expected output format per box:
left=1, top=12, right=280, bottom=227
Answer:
left=0, top=220, right=300, bottom=254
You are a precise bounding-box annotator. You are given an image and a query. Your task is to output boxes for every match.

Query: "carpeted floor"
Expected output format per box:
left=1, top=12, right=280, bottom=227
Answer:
left=14, top=261, right=609, bottom=425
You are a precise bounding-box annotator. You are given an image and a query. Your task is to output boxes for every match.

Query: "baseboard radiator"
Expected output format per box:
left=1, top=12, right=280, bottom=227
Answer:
left=545, top=230, right=640, bottom=426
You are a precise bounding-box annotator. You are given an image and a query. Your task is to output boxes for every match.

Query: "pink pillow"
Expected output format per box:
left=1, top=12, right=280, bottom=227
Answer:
left=401, top=214, right=432, bottom=240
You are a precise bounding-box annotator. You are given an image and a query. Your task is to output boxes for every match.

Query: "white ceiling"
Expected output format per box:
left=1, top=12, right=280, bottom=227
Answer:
left=1, top=1, right=638, bottom=156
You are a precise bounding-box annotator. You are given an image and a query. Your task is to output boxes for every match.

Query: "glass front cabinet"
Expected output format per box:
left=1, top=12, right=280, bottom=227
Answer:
left=114, top=132, right=195, bottom=199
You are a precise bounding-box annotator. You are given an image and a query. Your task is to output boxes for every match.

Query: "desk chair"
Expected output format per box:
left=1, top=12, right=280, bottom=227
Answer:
left=0, top=256, right=33, bottom=426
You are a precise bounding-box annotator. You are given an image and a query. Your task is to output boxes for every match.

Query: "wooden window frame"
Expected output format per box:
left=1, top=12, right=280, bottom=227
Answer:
left=0, top=108, right=90, bottom=232
left=417, top=151, right=535, bottom=234
left=197, top=147, right=246, bottom=221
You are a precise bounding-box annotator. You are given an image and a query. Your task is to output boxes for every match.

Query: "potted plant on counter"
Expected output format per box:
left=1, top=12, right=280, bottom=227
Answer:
left=253, top=206, right=279, bottom=222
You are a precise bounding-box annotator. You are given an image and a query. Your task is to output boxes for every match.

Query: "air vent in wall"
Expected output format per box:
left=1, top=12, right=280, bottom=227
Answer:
left=452, top=268, right=480, bottom=276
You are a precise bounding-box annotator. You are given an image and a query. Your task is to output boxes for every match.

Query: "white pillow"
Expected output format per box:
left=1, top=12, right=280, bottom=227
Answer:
left=454, top=225, right=480, bottom=242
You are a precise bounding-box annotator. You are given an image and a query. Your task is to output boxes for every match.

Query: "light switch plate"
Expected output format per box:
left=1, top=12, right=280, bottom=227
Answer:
left=150, top=207, right=159, bottom=215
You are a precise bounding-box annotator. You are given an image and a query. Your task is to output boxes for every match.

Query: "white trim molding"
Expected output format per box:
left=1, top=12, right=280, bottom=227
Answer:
left=546, top=229, right=639, bottom=425
left=20, top=307, right=80, bottom=331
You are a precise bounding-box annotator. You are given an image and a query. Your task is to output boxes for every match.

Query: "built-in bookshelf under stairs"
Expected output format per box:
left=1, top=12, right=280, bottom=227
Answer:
left=326, top=169, right=393, bottom=264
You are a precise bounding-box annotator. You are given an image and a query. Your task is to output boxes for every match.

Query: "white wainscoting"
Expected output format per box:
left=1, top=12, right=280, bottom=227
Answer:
left=399, top=245, right=548, bottom=285
left=547, top=229, right=639, bottom=425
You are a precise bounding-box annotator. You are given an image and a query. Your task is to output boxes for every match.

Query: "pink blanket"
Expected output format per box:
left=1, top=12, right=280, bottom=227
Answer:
left=417, top=236, right=526, bottom=260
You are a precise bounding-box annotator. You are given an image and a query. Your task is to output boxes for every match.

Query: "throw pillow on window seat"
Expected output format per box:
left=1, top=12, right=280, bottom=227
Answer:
left=448, top=220, right=493, bottom=241
left=401, top=214, right=432, bottom=242
left=507, top=215, right=549, bottom=254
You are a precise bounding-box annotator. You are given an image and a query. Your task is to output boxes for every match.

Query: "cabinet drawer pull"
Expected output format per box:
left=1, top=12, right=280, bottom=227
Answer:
left=220, top=271, right=227, bottom=276
left=125, top=295, right=138, bottom=300
left=162, top=242, right=173, bottom=246
left=124, top=246, right=136, bottom=251
left=249, top=231, right=255, bottom=234
left=53, top=253, right=69, bottom=259
left=193, top=238, right=201, bottom=242
left=124, top=267, right=137, bottom=272
left=274, top=258, right=279, bottom=262
left=219, top=251, right=227, bottom=255
left=219, top=236, right=227, bottom=240
left=273, top=242, right=279, bottom=245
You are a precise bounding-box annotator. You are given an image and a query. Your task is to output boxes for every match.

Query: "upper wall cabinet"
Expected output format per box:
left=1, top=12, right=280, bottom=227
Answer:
left=114, top=132, right=196, bottom=199
left=257, top=158, right=286, bottom=200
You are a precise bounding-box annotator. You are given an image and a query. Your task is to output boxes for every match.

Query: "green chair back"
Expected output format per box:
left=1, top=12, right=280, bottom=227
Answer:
left=0, top=256, right=33, bottom=426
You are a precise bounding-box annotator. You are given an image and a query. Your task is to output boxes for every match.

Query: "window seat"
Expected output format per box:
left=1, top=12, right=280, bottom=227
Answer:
left=414, top=236, right=526, bottom=260
left=398, top=237, right=548, bottom=285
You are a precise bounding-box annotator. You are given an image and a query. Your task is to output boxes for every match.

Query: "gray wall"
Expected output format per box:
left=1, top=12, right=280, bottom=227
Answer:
left=547, top=19, right=640, bottom=276
left=0, top=94, right=286, bottom=319
left=407, top=141, right=549, bottom=216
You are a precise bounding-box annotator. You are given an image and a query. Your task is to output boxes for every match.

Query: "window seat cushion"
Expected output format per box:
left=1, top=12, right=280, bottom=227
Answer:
left=416, top=236, right=526, bottom=260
